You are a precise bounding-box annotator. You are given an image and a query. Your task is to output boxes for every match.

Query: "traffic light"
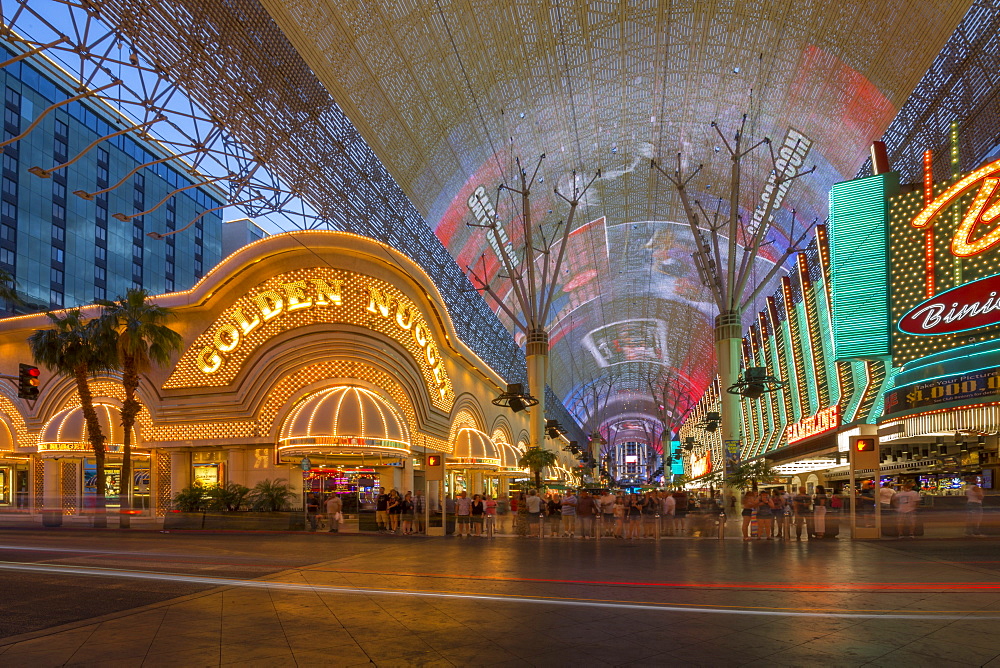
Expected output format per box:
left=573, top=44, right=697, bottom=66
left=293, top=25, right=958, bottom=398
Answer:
left=17, top=364, right=39, bottom=400
left=855, top=437, right=875, bottom=452
left=427, top=454, right=442, bottom=467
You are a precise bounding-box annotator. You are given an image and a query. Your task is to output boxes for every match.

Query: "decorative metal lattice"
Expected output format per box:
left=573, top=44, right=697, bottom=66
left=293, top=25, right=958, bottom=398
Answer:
left=60, top=460, right=76, bottom=515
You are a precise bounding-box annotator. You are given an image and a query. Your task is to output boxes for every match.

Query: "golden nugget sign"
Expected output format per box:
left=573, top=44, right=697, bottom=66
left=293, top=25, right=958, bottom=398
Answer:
left=164, top=268, right=454, bottom=409
left=785, top=404, right=840, bottom=444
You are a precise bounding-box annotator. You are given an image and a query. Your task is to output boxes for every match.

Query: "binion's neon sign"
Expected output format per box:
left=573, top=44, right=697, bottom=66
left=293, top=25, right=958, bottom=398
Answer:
left=911, top=156, right=1000, bottom=258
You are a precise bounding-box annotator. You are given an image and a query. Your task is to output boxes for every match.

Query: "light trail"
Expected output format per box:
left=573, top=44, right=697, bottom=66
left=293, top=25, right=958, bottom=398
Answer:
left=3, top=545, right=999, bottom=593
left=0, top=560, right=995, bottom=620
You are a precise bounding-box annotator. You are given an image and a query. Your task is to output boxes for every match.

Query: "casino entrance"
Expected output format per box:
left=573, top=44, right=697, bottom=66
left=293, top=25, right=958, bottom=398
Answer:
left=276, top=385, right=416, bottom=531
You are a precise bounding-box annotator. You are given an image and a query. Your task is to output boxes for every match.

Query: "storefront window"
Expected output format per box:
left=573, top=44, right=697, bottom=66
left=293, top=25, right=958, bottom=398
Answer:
left=83, top=461, right=151, bottom=510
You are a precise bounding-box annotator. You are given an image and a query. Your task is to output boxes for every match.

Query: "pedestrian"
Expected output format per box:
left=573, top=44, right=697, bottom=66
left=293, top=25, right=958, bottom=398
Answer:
left=626, top=493, right=642, bottom=539
left=306, top=493, right=320, bottom=532
left=792, top=486, right=810, bottom=540
left=577, top=489, right=595, bottom=538
left=387, top=489, right=401, bottom=534
left=455, top=490, right=471, bottom=536
left=375, top=490, right=390, bottom=533
left=812, top=485, right=828, bottom=539
left=561, top=489, right=578, bottom=536
left=966, top=478, right=986, bottom=537
left=878, top=481, right=894, bottom=518
left=661, top=490, right=676, bottom=536
left=741, top=489, right=759, bottom=541
left=756, top=490, right=774, bottom=540
left=324, top=493, right=342, bottom=533
left=613, top=495, right=625, bottom=538
left=401, top=491, right=415, bottom=534
left=484, top=493, right=497, bottom=538
left=600, top=489, right=616, bottom=536
left=643, top=491, right=658, bottom=538
left=413, top=489, right=425, bottom=534
left=672, top=489, right=688, bottom=535
left=525, top=489, right=544, bottom=537
left=769, top=488, right=786, bottom=538
left=470, top=493, right=485, bottom=537
left=892, top=482, right=920, bottom=539
left=546, top=492, right=562, bottom=537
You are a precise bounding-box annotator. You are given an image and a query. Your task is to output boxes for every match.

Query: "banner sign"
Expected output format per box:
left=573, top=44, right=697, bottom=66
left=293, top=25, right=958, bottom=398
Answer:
left=785, top=405, right=841, bottom=444
left=898, top=273, right=1000, bottom=336
left=883, top=365, right=1000, bottom=415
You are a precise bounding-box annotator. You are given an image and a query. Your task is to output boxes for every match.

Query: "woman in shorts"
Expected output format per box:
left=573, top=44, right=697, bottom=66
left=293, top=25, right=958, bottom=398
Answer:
left=470, top=493, right=485, bottom=537
left=756, top=490, right=773, bottom=540
left=741, top=490, right=759, bottom=541
left=400, top=491, right=415, bottom=535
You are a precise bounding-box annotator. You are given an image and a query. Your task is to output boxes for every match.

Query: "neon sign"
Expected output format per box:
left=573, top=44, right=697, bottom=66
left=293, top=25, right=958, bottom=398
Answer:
left=165, top=268, right=454, bottom=408
left=898, top=273, right=1000, bottom=335
left=785, top=404, right=840, bottom=444
left=911, top=156, right=1000, bottom=258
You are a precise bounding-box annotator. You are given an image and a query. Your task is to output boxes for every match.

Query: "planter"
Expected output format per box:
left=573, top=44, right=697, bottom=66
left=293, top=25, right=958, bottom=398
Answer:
left=162, top=511, right=205, bottom=530
left=165, top=511, right=305, bottom=531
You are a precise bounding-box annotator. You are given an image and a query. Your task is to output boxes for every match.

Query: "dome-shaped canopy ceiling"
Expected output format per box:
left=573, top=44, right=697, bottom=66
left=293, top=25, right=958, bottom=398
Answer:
left=279, top=386, right=410, bottom=457
left=495, top=440, right=528, bottom=477
left=40, top=403, right=138, bottom=453
left=447, top=428, right=501, bottom=470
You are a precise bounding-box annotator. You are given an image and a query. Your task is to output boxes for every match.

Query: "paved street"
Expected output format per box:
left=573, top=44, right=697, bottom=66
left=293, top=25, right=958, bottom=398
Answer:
left=0, top=530, right=999, bottom=666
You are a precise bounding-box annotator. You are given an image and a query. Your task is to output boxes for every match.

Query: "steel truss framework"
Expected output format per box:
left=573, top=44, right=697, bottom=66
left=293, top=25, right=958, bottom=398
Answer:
left=858, top=1, right=1000, bottom=182
left=0, top=0, right=534, bottom=397
left=9, top=0, right=971, bottom=457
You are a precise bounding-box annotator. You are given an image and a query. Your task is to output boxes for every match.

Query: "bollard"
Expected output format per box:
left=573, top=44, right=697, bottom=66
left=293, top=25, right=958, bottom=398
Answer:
left=718, top=511, right=727, bottom=540
left=655, top=514, right=661, bottom=542
left=539, top=512, right=545, bottom=540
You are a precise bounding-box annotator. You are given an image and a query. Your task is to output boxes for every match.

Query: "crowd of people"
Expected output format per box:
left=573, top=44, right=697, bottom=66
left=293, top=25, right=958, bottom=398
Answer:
left=305, top=477, right=989, bottom=539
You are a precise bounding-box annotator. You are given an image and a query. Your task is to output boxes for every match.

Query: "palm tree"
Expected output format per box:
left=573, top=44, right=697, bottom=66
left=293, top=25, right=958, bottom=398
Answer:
left=0, top=267, right=22, bottom=313
left=98, top=288, right=182, bottom=528
left=28, top=309, right=116, bottom=527
left=518, top=447, right=557, bottom=490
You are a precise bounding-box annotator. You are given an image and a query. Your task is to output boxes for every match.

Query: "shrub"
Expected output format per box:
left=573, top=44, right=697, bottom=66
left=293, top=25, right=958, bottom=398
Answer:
left=205, top=482, right=251, bottom=512
left=173, top=484, right=206, bottom=513
left=248, top=478, right=295, bottom=512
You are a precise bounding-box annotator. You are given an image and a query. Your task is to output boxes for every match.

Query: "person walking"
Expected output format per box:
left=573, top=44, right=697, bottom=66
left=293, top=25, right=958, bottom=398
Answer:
left=893, top=482, right=920, bottom=539
left=546, top=493, right=562, bottom=537
left=470, top=493, right=485, bottom=537
left=812, top=486, right=828, bottom=539
left=613, top=495, right=626, bottom=538
left=769, top=489, right=786, bottom=538
left=375, top=490, right=390, bottom=533
left=672, top=489, right=688, bottom=536
left=966, top=478, right=986, bottom=537
left=561, top=489, right=578, bottom=537
left=600, top=490, right=616, bottom=536
left=400, top=491, right=415, bottom=535
left=455, top=490, right=472, bottom=537
left=878, top=481, right=894, bottom=522
left=413, top=490, right=425, bottom=534
left=661, top=490, right=676, bottom=536
left=741, top=489, right=759, bottom=541
left=577, top=490, right=596, bottom=538
left=626, top=493, right=643, bottom=539
left=387, top=489, right=402, bottom=534
left=792, top=486, right=810, bottom=540
left=643, top=492, right=658, bottom=539
left=324, top=493, right=342, bottom=533
left=756, top=490, right=774, bottom=540
left=525, top=489, right=544, bottom=537
left=306, top=493, right=321, bottom=532
left=484, top=493, right=497, bottom=538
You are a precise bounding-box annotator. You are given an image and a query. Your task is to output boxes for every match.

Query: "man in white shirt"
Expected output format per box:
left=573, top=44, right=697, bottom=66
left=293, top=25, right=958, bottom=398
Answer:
left=525, top=489, right=544, bottom=537
left=878, top=482, right=895, bottom=513
left=966, top=480, right=985, bottom=537
left=892, top=482, right=920, bottom=538
left=661, top=493, right=676, bottom=535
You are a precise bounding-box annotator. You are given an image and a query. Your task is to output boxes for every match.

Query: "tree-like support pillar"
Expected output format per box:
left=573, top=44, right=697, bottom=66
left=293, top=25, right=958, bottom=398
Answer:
left=715, top=309, right=743, bottom=528
left=526, top=328, right=549, bottom=452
